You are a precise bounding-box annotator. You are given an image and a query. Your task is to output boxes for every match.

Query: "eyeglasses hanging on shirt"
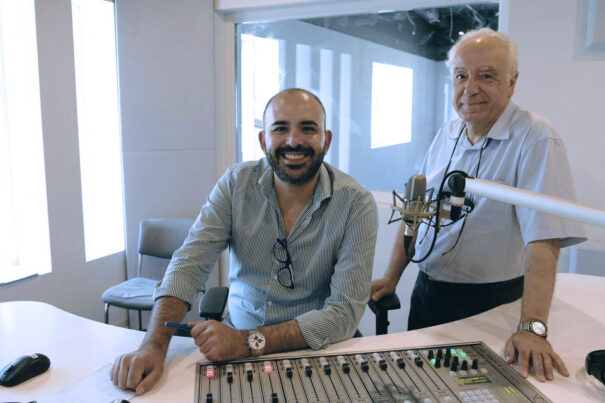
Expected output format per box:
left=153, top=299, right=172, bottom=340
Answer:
left=273, top=238, right=295, bottom=289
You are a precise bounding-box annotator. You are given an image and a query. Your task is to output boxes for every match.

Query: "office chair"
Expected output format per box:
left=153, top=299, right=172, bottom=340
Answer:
left=198, top=287, right=400, bottom=336
left=102, top=217, right=194, bottom=330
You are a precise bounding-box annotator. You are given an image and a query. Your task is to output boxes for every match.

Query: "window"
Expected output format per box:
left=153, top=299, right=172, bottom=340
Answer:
left=371, top=62, right=414, bottom=149
left=0, top=0, right=51, bottom=283
left=71, top=0, right=125, bottom=261
left=236, top=3, right=498, bottom=192
left=239, top=34, right=281, bottom=162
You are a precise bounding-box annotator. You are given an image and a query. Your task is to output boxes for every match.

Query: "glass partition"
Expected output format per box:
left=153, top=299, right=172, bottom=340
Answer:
left=236, top=3, right=499, bottom=192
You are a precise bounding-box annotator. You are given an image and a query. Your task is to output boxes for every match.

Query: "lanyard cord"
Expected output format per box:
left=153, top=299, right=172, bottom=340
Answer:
left=408, top=124, right=491, bottom=262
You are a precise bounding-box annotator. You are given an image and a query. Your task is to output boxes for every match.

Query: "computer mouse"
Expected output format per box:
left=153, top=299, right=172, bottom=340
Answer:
left=586, top=350, right=605, bottom=385
left=0, top=353, right=51, bottom=387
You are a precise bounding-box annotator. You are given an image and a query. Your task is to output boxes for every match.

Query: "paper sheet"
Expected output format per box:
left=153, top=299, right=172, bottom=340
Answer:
left=39, top=363, right=135, bottom=403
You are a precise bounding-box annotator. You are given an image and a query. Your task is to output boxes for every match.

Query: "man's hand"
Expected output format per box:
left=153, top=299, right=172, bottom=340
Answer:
left=505, top=331, right=569, bottom=382
left=370, top=276, right=397, bottom=302
left=189, top=320, right=248, bottom=361
left=111, top=345, right=165, bottom=395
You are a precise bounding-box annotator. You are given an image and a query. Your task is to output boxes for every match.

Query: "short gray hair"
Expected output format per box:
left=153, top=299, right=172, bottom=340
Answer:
left=446, top=28, right=518, bottom=75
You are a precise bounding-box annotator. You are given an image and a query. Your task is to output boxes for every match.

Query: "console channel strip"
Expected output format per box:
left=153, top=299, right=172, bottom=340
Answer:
left=194, top=341, right=551, bottom=402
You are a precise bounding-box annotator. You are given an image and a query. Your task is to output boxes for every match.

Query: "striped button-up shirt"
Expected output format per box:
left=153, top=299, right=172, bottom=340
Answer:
left=154, top=159, right=378, bottom=349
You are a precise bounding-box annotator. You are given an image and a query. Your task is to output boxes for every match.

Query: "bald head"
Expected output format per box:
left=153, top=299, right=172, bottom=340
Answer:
left=447, top=28, right=518, bottom=76
left=262, top=88, right=327, bottom=130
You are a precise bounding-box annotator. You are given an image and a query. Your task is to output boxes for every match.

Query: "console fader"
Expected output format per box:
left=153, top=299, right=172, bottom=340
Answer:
left=194, top=342, right=551, bottom=402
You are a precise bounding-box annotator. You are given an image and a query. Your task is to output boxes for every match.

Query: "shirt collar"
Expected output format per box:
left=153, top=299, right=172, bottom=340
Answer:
left=485, top=102, right=517, bottom=141
left=447, top=101, right=518, bottom=141
left=313, top=163, right=332, bottom=206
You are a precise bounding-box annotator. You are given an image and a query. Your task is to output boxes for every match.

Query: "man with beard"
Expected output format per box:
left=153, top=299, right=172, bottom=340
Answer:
left=111, top=88, right=378, bottom=395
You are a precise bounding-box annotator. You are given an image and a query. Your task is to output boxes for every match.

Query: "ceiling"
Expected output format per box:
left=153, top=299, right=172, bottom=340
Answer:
left=302, top=3, right=499, bottom=61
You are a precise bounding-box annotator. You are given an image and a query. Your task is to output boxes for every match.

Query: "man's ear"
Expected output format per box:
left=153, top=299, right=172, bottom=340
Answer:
left=508, top=71, right=519, bottom=98
left=258, top=130, right=266, bottom=152
left=323, top=130, right=333, bottom=154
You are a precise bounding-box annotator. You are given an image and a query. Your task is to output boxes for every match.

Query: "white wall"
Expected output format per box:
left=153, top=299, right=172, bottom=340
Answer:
left=505, top=0, right=605, bottom=275
left=506, top=0, right=605, bottom=240
left=0, top=0, right=126, bottom=322
left=115, top=0, right=220, bottom=324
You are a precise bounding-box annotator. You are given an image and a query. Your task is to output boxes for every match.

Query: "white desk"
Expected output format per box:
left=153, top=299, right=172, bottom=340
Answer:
left=1, top=273, right=604, bottom=402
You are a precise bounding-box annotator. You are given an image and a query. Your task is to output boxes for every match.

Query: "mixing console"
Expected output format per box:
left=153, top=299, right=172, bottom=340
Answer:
left=194, top=341, right=551, bottom=402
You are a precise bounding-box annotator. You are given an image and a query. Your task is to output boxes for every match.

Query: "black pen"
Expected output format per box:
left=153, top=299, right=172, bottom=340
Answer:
left=164, top=321, right=193, bottom=332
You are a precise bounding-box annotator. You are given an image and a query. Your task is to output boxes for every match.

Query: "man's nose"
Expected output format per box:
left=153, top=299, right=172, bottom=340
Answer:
left=284, top=129, right=304, bottom=147
left=464, top=76, right=480, bottom=95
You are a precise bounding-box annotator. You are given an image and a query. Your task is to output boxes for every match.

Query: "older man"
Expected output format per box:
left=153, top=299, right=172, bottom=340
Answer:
left=113, top=88, right=378, bottom=394
left=371, top=28, right=585, bottom=382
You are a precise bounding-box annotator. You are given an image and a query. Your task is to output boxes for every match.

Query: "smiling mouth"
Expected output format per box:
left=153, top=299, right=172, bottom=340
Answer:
left=277, top=148, right=313, bottom=165
left=282, top=152, right=308, bottom=161
left=461, top=100, right=488, bottom=107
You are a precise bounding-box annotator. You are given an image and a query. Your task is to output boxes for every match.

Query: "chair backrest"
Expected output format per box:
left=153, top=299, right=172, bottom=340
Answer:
left=138, top=218, right=195, bottom=259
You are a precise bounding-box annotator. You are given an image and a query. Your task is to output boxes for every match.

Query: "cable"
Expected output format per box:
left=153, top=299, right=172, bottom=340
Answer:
left=405, top=170, right=470, bottom=263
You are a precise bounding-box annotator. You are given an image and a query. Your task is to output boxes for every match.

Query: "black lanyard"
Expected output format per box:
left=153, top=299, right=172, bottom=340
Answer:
left=444, top=123, right=490, bottom=180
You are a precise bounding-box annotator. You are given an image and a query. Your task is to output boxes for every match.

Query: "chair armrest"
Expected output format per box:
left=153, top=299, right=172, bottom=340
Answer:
left=368, top=293, right=401, bottom=336
left=199, top=287, right=229, bottom=321
left=368, top=293, right=401, bottom=315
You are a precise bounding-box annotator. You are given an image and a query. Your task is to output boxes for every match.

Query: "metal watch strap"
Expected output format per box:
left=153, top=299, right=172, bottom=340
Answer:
left=518, top=320, right=548, bottom=338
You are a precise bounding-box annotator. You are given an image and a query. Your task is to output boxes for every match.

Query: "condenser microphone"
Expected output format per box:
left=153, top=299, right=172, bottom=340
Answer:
left=403, top=174, right=427, bottom=255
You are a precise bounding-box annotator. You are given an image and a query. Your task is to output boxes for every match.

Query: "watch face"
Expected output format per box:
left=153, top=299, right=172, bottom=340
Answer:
left=531, top=321, right=546, bottom=335
left=248, top=331, right=265, bottom=350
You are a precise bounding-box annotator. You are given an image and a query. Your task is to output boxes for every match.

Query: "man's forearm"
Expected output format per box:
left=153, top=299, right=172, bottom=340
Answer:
left=385, top=223, right=412, bottom=281
left=260, top=319, right=307, bottom=355
left=520, top=239, right=560, bottom=323
left=140, top=296, right=189, bottom=356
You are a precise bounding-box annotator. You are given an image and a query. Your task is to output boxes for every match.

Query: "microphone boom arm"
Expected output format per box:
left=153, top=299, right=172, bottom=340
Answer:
left=456, top=175, right=605, bottom=228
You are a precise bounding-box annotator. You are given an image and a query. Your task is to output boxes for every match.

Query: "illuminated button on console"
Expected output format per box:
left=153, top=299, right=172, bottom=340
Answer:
left=263, top=361, right=273, bottom=374
left=204, top=365, right=216, bottom=378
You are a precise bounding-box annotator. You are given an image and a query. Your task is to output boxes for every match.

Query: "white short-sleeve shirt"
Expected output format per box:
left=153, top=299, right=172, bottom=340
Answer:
left=416, top=102, right=586, bottom=283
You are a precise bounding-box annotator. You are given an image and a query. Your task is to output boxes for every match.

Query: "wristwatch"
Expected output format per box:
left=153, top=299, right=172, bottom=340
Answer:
left=518, top=320, right=548, bottom=338
left=247, top=329, right=266, bottom=357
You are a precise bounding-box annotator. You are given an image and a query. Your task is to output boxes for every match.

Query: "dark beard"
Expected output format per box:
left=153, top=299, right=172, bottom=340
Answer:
left=266, top=145, right=325, bottom=185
